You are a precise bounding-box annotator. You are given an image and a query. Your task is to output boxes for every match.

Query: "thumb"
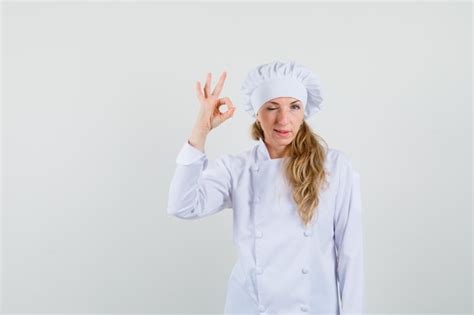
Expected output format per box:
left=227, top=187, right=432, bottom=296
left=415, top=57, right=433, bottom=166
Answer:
left=220, top=106, right=236, bottom=121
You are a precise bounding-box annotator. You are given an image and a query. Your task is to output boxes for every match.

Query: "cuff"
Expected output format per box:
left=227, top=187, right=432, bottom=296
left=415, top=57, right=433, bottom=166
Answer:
left=176, top=140, right=206, bottom=165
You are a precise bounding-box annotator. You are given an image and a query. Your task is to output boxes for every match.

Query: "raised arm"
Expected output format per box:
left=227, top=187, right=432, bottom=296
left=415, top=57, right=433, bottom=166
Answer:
left=166, top=71, right=237, bottom=219
left=334, top=155, right=365, bottom=314
left=167, top=139, right=234, bottom=219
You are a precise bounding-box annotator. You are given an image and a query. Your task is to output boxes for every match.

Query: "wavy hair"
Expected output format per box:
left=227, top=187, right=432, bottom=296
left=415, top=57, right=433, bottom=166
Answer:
left=251, top=120, right=330, bottom=227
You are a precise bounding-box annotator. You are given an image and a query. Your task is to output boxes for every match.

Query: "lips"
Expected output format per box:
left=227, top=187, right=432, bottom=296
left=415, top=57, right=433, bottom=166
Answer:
left=274, top=129, right=290, bottom=136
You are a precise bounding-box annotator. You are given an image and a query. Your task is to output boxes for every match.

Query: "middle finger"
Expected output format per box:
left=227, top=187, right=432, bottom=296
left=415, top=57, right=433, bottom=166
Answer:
left=211, top=71, right=227, bottom=97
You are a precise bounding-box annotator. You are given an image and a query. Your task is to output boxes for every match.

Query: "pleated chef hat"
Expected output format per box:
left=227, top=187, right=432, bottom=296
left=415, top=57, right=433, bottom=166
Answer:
left=240, top=60, right=323, bottom=119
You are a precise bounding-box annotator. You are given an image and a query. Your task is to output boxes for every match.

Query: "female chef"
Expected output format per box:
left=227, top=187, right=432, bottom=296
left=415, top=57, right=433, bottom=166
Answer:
left=167, top=60, right=364, bottom=315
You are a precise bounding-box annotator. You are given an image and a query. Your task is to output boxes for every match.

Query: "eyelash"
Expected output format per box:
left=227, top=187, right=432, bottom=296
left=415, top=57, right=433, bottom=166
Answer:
left=267, top=105, right=301, bottom=111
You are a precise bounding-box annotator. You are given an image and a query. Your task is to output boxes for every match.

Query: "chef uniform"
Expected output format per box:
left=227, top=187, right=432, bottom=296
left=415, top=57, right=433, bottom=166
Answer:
left=167, top=60, right=364, bottom=315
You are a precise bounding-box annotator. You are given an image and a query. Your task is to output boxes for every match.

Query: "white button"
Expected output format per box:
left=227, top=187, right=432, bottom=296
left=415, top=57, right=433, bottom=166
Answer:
left=255, top=230, right=263, bottom=238
left=300, top=304, right=309, bottom=312
left=302, top=267, right=309, bottom=274
left=255, top=196, right=261, bottom=204
left=252, top=165, right=259, bottom=172
left=304, top=229, right=312, bottom=237
left=256, top=267, right=263, bottom=275
left=258, top=305, right=265, bottom=312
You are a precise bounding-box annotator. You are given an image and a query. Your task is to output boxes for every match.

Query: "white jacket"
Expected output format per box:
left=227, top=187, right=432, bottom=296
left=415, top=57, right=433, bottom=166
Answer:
left=167, top=138, right=364, bottom=315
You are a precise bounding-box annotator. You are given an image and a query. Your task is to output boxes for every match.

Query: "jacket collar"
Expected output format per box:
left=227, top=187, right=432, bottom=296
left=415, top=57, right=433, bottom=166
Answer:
left=257, top=138, right=284, bottom=161
left=257, top=138, right=270, bottom=161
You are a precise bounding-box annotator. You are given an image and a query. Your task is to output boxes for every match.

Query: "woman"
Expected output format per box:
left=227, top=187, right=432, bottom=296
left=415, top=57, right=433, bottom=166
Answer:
left=167, top=60, right=364, bottom=315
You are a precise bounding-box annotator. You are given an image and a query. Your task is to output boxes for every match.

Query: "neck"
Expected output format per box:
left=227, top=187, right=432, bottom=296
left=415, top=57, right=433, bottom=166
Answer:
left=265, top=141, right=287, bottom=159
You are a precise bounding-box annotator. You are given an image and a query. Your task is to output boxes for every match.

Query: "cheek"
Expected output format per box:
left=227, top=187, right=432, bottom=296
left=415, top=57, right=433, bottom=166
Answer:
left=293, top=119, right=304, bottom=132
left=260, top=116, right=273, bottom=127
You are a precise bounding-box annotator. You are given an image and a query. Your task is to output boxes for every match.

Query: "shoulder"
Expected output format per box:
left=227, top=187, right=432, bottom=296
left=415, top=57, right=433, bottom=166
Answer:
left=325, top=147, right=360, bottom=179
left=326, top=148, right=361, bottom=186
left=214, top=144, right=256, bottom=171
left=325, top=147, right=353, bottom=168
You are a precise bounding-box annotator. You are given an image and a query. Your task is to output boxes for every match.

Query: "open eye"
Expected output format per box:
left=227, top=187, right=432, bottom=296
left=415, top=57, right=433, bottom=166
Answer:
left=291, top=104, right=301, bottom=109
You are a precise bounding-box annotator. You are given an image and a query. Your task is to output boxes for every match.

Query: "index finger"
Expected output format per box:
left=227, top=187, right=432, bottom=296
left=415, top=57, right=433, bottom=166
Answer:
left=220, top=97, right=235, bottom=110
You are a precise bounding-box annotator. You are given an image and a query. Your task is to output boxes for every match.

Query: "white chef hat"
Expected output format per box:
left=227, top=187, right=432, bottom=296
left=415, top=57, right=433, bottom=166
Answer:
left=240, top=60, right=323, bottom=119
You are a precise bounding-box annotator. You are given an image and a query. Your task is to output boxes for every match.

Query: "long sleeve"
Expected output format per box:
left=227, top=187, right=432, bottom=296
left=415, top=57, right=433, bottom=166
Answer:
left=334, top=157, right=365, bottom=315
left=166, top=140, right=233, bottom=220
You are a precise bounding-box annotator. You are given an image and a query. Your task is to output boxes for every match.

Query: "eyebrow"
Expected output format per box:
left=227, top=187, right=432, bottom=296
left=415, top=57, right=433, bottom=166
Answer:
left=267, top=100, right=301, bottom=105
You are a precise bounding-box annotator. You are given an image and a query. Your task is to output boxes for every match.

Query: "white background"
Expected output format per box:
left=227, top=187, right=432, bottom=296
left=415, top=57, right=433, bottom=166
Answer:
left=2, top=1, right=472, bottom=313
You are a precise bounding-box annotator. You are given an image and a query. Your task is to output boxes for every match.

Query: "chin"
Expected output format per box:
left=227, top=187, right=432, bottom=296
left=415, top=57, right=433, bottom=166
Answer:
left=272, top=136, right=294, bottom=146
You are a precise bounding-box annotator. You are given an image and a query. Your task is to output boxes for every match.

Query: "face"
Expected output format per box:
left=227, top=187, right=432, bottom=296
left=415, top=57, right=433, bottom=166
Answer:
left=256, top=96, right=305, bottom=158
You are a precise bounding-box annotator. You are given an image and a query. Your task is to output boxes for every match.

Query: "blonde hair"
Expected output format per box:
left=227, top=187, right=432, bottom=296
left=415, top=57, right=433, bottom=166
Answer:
left=251, top=120, right=330, bottom=227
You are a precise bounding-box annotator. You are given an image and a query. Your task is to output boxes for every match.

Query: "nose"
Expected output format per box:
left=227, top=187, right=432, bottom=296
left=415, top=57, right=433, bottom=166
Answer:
left=277, top=109, right=289, bottom=125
